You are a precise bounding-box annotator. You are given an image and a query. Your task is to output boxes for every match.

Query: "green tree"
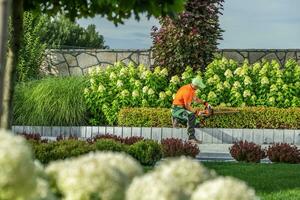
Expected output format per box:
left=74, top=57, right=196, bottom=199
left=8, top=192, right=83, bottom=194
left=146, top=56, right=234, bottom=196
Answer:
left=13, top=11, right=46, bottom=82
left=151, top=0, right=224, bottom=76
left=40, top=16, right=108, bottom=48
left=0, top=0, right=186, bottom=129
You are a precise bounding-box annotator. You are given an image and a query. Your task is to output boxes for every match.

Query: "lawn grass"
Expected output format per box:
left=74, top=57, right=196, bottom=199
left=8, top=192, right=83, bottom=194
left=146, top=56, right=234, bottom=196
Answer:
left=202, top=162, right=300, bottom=200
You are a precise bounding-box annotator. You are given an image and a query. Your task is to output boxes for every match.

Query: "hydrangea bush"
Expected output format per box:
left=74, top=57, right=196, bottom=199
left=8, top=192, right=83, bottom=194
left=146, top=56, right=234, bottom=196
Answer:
left=46, top=152, right=143, bottom=200
left=0, top=129, right=38, bottom=200
left=1, top=132, right=259, bottom=200
left=85, top=59, right=299, bottom=125
left=84, top=62, right=199, bottom=125
left=201, top=58, right=300, bottom=107
left=191, top=177, right=258, bottom=200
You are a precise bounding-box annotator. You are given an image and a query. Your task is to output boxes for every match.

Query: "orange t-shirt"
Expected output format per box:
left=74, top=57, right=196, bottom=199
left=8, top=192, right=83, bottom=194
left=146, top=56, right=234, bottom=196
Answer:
left=173, top=84, right=196, bottom=106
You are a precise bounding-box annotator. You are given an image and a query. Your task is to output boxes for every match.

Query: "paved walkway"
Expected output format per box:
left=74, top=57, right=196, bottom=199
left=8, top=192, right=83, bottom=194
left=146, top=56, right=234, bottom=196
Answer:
left=197, top=144, right=272, bottom=162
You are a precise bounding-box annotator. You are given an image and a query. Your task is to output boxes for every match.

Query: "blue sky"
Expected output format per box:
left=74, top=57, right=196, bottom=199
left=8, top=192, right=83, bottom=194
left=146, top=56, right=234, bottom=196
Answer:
left=77, top=0, right=300, bottom=49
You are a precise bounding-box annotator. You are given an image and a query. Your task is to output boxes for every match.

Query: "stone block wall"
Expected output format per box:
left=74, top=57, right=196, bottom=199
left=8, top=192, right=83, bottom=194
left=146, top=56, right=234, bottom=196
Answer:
left=41, top=49, right=152, bottom=76
left=41, top=49, right=300, bottom=76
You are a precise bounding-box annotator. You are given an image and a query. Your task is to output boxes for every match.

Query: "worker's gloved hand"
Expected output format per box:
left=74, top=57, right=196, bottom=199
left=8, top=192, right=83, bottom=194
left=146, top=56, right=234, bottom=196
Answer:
left=203, top=101, right=211, bottom=108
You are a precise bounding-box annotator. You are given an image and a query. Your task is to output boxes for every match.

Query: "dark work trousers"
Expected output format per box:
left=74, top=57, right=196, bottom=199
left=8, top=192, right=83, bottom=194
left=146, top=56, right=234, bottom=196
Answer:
left=171, top=106, right=200, bottom=139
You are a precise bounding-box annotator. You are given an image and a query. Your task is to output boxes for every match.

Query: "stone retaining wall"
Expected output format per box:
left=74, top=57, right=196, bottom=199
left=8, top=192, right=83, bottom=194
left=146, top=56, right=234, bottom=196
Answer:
left=13, top=126, right=300, bottom=145
left=41, top=49, right=300, bottom=76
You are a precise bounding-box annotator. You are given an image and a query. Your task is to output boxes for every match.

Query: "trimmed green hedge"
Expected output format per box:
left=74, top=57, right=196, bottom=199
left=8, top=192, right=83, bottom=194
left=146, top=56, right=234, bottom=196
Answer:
left=117, top=107, right=300, bottom=129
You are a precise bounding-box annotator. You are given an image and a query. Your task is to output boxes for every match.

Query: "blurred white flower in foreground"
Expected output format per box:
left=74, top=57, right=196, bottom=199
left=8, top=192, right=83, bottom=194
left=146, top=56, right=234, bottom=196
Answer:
left=191, top=177, right=259, bottom=200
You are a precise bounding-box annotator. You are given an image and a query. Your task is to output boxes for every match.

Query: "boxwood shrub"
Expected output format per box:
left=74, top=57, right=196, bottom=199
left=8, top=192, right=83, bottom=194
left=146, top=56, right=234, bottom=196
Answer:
left=128, top=140, right=163, bottom=166
left=118, top=107, right=300, bottom=129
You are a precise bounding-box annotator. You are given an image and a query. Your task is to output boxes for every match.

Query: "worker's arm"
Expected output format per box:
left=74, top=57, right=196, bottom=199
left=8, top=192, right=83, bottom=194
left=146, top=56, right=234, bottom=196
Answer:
left=194, top=96, right=205, bottom=104
left=184, top=102, right=197, bottom=113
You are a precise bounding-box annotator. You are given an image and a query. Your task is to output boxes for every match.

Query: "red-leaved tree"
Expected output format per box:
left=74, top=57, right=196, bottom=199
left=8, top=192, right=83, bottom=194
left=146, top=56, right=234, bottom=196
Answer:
left=151, top=0, right=224, bottom=76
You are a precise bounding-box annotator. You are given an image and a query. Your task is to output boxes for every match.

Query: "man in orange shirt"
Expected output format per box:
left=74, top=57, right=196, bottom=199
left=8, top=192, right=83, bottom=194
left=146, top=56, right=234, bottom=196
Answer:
left=172, top=76, right=209, bottom=143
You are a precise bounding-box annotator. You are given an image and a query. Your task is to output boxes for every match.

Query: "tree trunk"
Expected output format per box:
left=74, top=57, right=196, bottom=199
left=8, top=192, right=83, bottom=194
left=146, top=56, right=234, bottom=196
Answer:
left=0, top=0, right=23, bottom=129
left=0, top=0, right=11, bottom=126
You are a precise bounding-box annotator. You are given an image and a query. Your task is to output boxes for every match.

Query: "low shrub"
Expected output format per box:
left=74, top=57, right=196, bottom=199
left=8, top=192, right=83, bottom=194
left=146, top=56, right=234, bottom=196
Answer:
left=161, top=138, right=199, bottom=158
left=118, top=107, right=300, bottom=129
left=128, top=140, right=163, bottom=166
left=267, top=143, right=300, bottom=164
left=91, top=134, right=144, bottom=145
left=229, top=141, right=266, bottom=163
left=93, top=139, right=127, bottom=152
left=30, top=140, right=93, bottom=164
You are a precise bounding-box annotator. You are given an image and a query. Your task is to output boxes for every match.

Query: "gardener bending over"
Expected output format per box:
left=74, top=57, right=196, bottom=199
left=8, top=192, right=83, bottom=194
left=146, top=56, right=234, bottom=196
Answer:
left=172, top=76, right=209, bottom=144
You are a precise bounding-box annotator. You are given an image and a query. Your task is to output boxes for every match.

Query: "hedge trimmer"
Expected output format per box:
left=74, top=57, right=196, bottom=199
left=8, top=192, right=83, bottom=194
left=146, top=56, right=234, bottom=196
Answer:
left=196, top=103, right=239, bottom=126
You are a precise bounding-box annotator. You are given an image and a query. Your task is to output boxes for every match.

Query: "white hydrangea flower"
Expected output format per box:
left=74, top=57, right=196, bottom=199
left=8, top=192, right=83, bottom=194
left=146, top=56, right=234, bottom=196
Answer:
left=244, top=76, right=252, bottom=86
left=170, top=75, right=180, bottom=84
left=154, top=66, right=161, bottom=74
left=181, top=72, right=189, bottom=80
left=270, top=84, right=278, bottom=93
left=0, top=129, right=37, bottom=200
left=213, top=74, right=220, bottom=82
left=141, top=71, right=151, bottom=79
left=276, top=78, right=284, bottom=86
left=216, top=83, right=223, bottom=91
left=282, top=84, right=289, bottom=91
left=160, top=68, right=168, bottom=77
left=110, top=72, right=117, bottom=80
left=159, top=92, right=167, bottom=99
left=138, top=64, right=146, bottom=72
left=233, top=81, right=241, bottom=89
left=46, top=152, right=141, bottom=200
left=154, top=157, right=215, bottom=196
left=87, top=152, right=143, bottom=181
left=224, top=69, right=233, bottom=78
left=121, top=90, right=129, bottom=97
left=116, top=80, right=123, bottom=88
left=252, top=63, right=261, bottom=72
left=207, top=77, right=215, bottom=85
left=148, top=88, right=155, bottom=96
left=132, top=90, right=139, bottom=97
left=243, top=90, right=251, bottom=98
left=269, top=97, right=276, bottom=104
left=142, top=99, right=148, bottom=106
left=126, top=172, right=187, bottom=200
left=208, top=91, right=217, bottom=101
left=89, top=78, right=96, bottom=85
left=97, top=84, right=105, bottom=93
left=142, top=86, right=149, bottom=94
left=134, top=80, right=142, bottom=87
left=234, top=67, right=242, bottom=75
left=32, top=178, right=57, bottom=200
left=120, top=67, right=127, bottom=76
left=166, top=90, right=172, bottom=96
left=251, top=95, right=257, bottom=102
left=223, top=81, right=231, bottom=89
left=261, top=76, right=269, bottom=85
left=84, top=88, right=89, bottom=95
left=191, top=177, right=259, bottom=200
left=259, top=64, right=269, bottom=75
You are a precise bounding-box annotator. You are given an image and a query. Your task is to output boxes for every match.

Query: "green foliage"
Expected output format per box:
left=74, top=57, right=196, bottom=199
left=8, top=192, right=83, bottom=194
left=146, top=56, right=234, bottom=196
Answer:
left=9, top=11, right=46, bottom=82
left=93, top=139, right=127, bottom=152
left=201, top=58, right=300, bottom=107
left=128, top=140, right=162, bottom=166
left=204, top=162, right=300, bottom=199
left=24, top=0, right=185, bottom=24
left=40, top=15, right=108, bottom=48
left=118, top=108, right=172, bottom=127
left=118, top=107, right=300, bottom=129
left=151, top=0, right=224, bottom=75
left=84, top=62, right=179, bottom=125
left=13, top=76, right=89, bottom=126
